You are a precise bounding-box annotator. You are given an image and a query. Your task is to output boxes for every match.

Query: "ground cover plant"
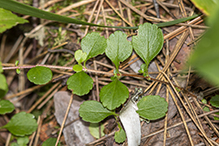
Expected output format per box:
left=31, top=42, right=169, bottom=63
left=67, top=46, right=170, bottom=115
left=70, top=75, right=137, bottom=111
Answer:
left=0, top=0, right=219, bottom=145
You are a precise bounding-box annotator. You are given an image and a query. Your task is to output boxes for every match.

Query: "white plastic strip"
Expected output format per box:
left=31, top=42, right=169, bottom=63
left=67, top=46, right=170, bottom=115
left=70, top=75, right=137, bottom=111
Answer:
left=119, top=101, right=141, bottom=146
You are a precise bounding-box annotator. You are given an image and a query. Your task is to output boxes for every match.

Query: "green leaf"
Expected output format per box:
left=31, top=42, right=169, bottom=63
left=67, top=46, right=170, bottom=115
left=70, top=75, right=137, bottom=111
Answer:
left=214, top=112, right=219, bottom=120
left=15, top=60, right=19, bottom=66
left=3, top=112, right=38, bottom=136
left=27, top=66, right=52, bottom=85
left=79, top=100, right=115, bottom=123
left=0, top=0, right=137, bottom=29
left=89, top=123, right=105, bottom=139
left=73, top=64, right=83, bottom=72
left=42, top=138, right=60, bottom=146
left=17, top=136, right=29, bottom=146
left=190, top=0, right=217, bottom=16
left=203, top=106, right=210, bottom=112
left=156, top=14, right=199, bottom=27
left=16, top=69, right=21, bottom=74
left=188, top=5, right=219, bottom=87
left=0, top=0, right=199, bottom=30
left=132, top=23, right=163, bottom=76
left=10, top=143, right=19, bottom=146
left=0, top=61, right=3, bottom=73
left=138, top=64, right=148, bottom=77
left=0, top=74, right=8, bottom=99
left=202, top=99, right=207, bottom=104
left=0, top=8, right=28, bottom=33
left=81, top=32, right=107, bottom=61
left=137, top=95, right=168, bottom=120
left=0, top=100, right=15, bottom=114
left=100, top=78, right=129, bottom=110
left=114, top=128, right=126, bottom=143
left=74, top=50, right=87, bottom=64
left=67, top=71, right=93, bottom=96
left=210, top=95, right=219, bottom=108
left=105, top=31, right=132, bottom=70
left=202, top=99, right=210, bottom=112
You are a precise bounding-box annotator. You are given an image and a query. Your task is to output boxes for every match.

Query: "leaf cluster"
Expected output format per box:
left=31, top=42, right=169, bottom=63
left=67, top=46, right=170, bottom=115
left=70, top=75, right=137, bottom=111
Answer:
left=23, top=23, right=167, bottom=143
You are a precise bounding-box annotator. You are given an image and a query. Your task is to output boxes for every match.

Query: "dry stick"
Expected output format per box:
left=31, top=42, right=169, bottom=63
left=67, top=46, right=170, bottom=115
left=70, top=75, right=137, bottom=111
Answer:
left=142, top=109, right=219, bottom=139
left=5, top=133, right=11, bottom=146
left=33, top=116, right=41, bottom=146
left=23, top=44, right=33, bottom=59
left=126, top=0, right=134, bottom=28
left=154, top=51, right=194, bottom=143
left=86, top=131, right=115, bottom=145
left=119, top=52, right=139, bottom=69
left=92, top=0, right=104, bottom=32
left=175, top=23, right=208, bottom=29
left=166, top=68, right=210, bottom=144
left=178, top=0, right=195, bottom=45
left=121, top=57, right=140, bottom=70
left=57, top=0, right=96, bottom=14
left=51, top=117, right=80, bottom=135
left=163, top=84, right=169, bottom=146
left=153, top=0, right=160, bottom=18
left=37, top=84, right=62, bottom=109
left=145, top=0, right=193, bottom=11
left=185, top=66, right=191, bottom=89
left=85, top=68, right=114, bottom=76
left=27, top=82, right=60, bottom=113
left=154, top=61, right=167, bottom=145
left=168, top=19, right=203, bottom=42
left=0, top=34, right=7, bottom=60
left=28, top=41, right=68, bottom=63
left=161, top=71, right=213, bottom=146
left=167, top=82, right=194, bottom=145
left=154, top=60, right=194, bottom=145
left=70, top=11, right=122, bottom=22
left=97, top=77, right=148, bottom=87
left=164, top=16, right=202, bottom=40
left=163, top=40, right=170, bottom=146
left=3, top=35, right=23, bottom=63
left=12, top=93, right=29, bottom=104
left=94, top=60, right=100, bottom=101
left=55, top=93, right=74, bottom=146
left=6, top=85, right=43, bottom=99
left=105, top=0, right=133, bottom=26
left=193, top=98, right=219, bottom=137
left=23, top=0, right=64, bottom=19
left=172, top=70, right=207, bottom=142
left=84, top=0, right=100, bottom=36
left=156, top=0, right=176, bottom=19
left=157, top=47, right=210, bottom=144
left=101, top=5, right=109, bottom=37
left=94, top=59, right=150, bottom=86
left=119, top=0, right=168, bottom=22
left=139, top=6, right=147, bottom=24
left=29, top=126, right=37, bottom=146
left=25, top=0, right=95, bottom=53
left=19, top=37, right=25, bottom=92
left=118, top=1, right=126, bottom=27
left=165, top=3, right=207, bottom=138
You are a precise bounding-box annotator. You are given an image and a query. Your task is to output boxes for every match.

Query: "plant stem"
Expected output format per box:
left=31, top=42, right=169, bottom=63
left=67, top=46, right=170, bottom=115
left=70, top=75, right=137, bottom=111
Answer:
left=2, top=63, right=197, bottom=98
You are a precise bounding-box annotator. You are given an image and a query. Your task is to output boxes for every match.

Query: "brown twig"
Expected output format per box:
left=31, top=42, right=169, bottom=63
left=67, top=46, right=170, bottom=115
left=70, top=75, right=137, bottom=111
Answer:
left=55, top=93, right=74, bottom=146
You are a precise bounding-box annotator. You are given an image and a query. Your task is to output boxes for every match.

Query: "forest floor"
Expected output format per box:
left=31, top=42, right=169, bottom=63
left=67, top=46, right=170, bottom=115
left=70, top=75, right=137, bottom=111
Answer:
left=1, top=0, right=219, bottom=145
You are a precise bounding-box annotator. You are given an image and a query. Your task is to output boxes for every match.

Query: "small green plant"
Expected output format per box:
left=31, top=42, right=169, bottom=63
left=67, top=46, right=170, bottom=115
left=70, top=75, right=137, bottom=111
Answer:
left=0, top=23, right=168, bottom=144
left=0, top=0, right=204, bottom=145
left=0, top=62, right=39, bottom=145
left=24, top=23, right=167, bottom=143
